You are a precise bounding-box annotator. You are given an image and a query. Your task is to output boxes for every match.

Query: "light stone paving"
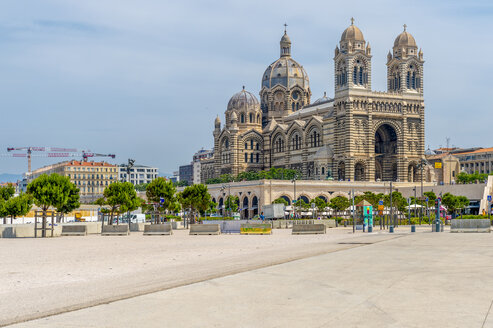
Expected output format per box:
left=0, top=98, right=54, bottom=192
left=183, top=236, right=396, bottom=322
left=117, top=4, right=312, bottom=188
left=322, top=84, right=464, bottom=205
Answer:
left=0, top=227, right=400, bottom=327
left=5, top=228, right=493, bottom=327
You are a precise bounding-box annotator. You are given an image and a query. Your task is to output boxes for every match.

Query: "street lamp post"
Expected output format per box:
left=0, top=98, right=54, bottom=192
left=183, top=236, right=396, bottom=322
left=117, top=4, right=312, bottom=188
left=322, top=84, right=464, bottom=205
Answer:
left=389, top=181, right=394, bottom=232
left=292, top=177, right=297, bottom=219
left=349, top=189, right=355, bottom=233
left=417, top=158, right=427, bottom=225
left=222, top=184, right=231, bottom=218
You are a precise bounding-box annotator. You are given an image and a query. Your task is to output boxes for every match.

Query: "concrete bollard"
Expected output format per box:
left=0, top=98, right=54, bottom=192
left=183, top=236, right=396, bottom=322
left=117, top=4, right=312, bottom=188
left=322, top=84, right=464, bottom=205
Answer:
left=411, top=225, right=416, bottom=233
left=389, top=226, right=394, bottom=233
left=368, top=226, right=373, bottom=233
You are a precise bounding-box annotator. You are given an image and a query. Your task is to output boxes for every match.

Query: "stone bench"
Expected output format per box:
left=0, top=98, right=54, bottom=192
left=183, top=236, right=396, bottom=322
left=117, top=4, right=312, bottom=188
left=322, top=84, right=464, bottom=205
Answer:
left=189, top=224, right=221, bottom=235
left=61, top=225, right=87, bottom=236
left=101, top=225, right=130, bottom=236
left=451, top=219, right=491, bottom=233
left=292, top=223, right=326, bottom=235
left=143, top=223, right=172, bottom=235
left=240, top=223, right=272, bottom=235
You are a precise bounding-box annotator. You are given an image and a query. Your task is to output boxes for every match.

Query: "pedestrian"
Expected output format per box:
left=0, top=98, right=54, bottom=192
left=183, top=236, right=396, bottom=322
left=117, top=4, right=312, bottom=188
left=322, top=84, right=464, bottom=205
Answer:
left=260, top=212, right=265, bottom=221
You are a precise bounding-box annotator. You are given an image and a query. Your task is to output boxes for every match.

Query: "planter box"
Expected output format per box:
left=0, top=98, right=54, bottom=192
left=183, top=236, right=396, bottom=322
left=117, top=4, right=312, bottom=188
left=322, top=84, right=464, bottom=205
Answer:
left=189, top=224, right=220, bottom=235
left=61, top=225, right=87, bottom=236
left=143, top=223, right=172, bottom=235
left=451, top=219, right=490, bottom=233
left=240, top=223, right=272, bottom=235
left=292, top=224, right=326, bottom=235
left=101, top=224, right=130, bottom=236
left=130, top=222, right=145, bottom=232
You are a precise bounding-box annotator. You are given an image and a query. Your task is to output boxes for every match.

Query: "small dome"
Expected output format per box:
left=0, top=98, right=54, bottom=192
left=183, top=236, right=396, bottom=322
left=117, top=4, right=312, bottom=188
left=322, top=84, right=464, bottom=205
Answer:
left=280, top=32, right=291, bottom=44
left=341, top=19, right=365, bottom=42
left=215, top=115, right=221, bottom=125
left=314, top=91, right=331, bottom=104
left=262, top=57, right=309, bottom=89
left=394, top=30, right=416, bottom=48
left=227, top=87, right=260, bottom=112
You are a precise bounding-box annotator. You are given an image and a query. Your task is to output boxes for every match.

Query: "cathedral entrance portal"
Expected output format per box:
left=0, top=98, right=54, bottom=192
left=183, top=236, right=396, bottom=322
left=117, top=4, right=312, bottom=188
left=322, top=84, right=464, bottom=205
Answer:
left=375, top=124, right=398, bottom=181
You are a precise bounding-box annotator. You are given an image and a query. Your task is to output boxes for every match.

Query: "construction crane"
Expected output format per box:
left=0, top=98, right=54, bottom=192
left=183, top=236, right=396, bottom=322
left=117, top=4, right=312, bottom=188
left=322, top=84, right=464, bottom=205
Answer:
left=5, top=147, right=116, bottom=173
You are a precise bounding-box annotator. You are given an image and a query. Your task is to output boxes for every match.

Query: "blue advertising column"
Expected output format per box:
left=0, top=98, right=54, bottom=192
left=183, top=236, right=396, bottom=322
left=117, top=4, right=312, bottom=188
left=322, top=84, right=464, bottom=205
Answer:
left=364, top=205, right=373, bottom=233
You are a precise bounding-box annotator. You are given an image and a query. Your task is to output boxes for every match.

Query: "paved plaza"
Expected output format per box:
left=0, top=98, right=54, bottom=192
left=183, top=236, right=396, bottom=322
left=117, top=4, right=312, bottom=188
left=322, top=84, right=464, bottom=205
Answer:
left=2, top=227, right=493, bottom=327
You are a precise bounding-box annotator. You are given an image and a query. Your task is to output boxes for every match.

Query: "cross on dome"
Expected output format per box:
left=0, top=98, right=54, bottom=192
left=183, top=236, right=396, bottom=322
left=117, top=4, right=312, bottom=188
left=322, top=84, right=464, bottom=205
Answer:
left=351, top=17, right=354, bottom=25
left=403, top=24, right=407, bottom=31
left=284, top=23, right=288, bottom=33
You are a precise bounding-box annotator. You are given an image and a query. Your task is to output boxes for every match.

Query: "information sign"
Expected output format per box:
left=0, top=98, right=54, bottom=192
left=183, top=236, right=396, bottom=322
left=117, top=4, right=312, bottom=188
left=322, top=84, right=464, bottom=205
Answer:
left=488, top=195, right=492, bottom=202
left=435, top=162, right=442, bottom=169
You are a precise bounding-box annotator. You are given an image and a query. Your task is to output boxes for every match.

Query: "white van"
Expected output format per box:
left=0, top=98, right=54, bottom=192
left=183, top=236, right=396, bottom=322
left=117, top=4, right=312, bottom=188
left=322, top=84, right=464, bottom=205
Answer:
left=130, top=214, right=146, bottom=223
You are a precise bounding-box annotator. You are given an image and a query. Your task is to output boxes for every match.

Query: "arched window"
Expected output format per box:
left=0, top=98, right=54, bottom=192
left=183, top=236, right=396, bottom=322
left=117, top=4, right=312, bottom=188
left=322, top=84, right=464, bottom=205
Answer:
left=244, top=153, right=248, bottom=163
left=249, top=113, right=253, bottom=123
left=256, top=153, right=259, bottom=163
left=256, top=114, right=260, bottom=123
left=250, top=140, right=254, bottom=149
left=256, top=143, right=259, bottom=150
left=353, top=59, right=367, bottom=86
left=250, top=153, right=253, bottom=163
left=240, top=114, right=245, bottom=123
left=245, top=143, right=248, bottom=150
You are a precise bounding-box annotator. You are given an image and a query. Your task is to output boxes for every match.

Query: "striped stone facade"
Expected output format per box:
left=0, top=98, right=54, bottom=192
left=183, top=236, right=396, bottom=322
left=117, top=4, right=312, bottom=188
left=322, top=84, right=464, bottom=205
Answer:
left=212, top=20, right=427, bottom=183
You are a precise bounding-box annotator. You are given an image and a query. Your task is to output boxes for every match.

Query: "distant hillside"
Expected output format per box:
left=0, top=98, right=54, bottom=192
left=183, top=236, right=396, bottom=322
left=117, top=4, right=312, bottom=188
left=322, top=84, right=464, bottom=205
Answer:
left=0, top=173, right=22, bottom=183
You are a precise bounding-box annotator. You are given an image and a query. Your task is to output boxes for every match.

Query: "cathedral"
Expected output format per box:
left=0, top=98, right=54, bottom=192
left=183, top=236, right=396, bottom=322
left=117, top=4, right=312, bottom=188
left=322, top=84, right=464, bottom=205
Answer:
left=207, top=19, right=427, bottom=182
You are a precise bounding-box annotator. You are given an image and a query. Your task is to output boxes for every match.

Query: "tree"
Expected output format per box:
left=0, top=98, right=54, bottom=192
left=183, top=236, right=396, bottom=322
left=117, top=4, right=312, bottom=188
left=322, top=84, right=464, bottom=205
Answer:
left=272, top=197, right=289, bottom=206
left=383, top=191, right=407, bottom=215
left=4, top=193, right=33, bottom=223
left=208, top=201, right=217, bottom=215
left=296, top=199, right=310, bottom=213
left=224, top=195, right=239, bottom=214
left=0, top=199, right=7, bottom=223
left=96, top=181, right=141, bottom=225
left=456, top=195, right=469, bottom=216
left=0, top=184, right=15, bottom=201
left=56, top=182, right=80, bottom=222
left=146, top=177, right=177, bottom=214
left=134, top=183, right=149, bottom=192
left=27, top=174, right=80, bottom=228
left=329, top=196, right=350, bottom=218
left=311, top=197, right=327, bottom=216
left=178, top=184, right=211, bottom=224
left=0, top=183, right=15, bottom=223
left=423, top=191, right=436, bottom=208
left=441, top=192, right=456, bottom=215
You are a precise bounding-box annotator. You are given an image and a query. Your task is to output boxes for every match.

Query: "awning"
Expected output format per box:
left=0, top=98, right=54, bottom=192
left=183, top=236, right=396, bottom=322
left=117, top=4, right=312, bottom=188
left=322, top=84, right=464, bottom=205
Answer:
left=405, top=204, right=424, bottom=209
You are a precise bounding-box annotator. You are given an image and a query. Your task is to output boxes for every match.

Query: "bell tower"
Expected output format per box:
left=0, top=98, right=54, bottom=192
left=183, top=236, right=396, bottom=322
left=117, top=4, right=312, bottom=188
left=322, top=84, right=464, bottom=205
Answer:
left=387, top=24, right=424, bottom=94
left=334, top=18, right=372, bottom=94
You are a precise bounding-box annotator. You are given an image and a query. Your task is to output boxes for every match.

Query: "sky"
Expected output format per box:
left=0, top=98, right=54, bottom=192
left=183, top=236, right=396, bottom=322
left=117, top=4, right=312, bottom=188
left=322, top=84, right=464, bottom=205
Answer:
left=0, top=0, right=491, bottom=176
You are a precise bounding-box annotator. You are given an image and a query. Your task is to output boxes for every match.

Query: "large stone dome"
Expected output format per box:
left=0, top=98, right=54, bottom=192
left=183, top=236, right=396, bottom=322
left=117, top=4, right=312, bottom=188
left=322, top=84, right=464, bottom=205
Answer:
left=227, top=87, right=260, bottom=112
left=262, top=57, right=309, bottom=90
